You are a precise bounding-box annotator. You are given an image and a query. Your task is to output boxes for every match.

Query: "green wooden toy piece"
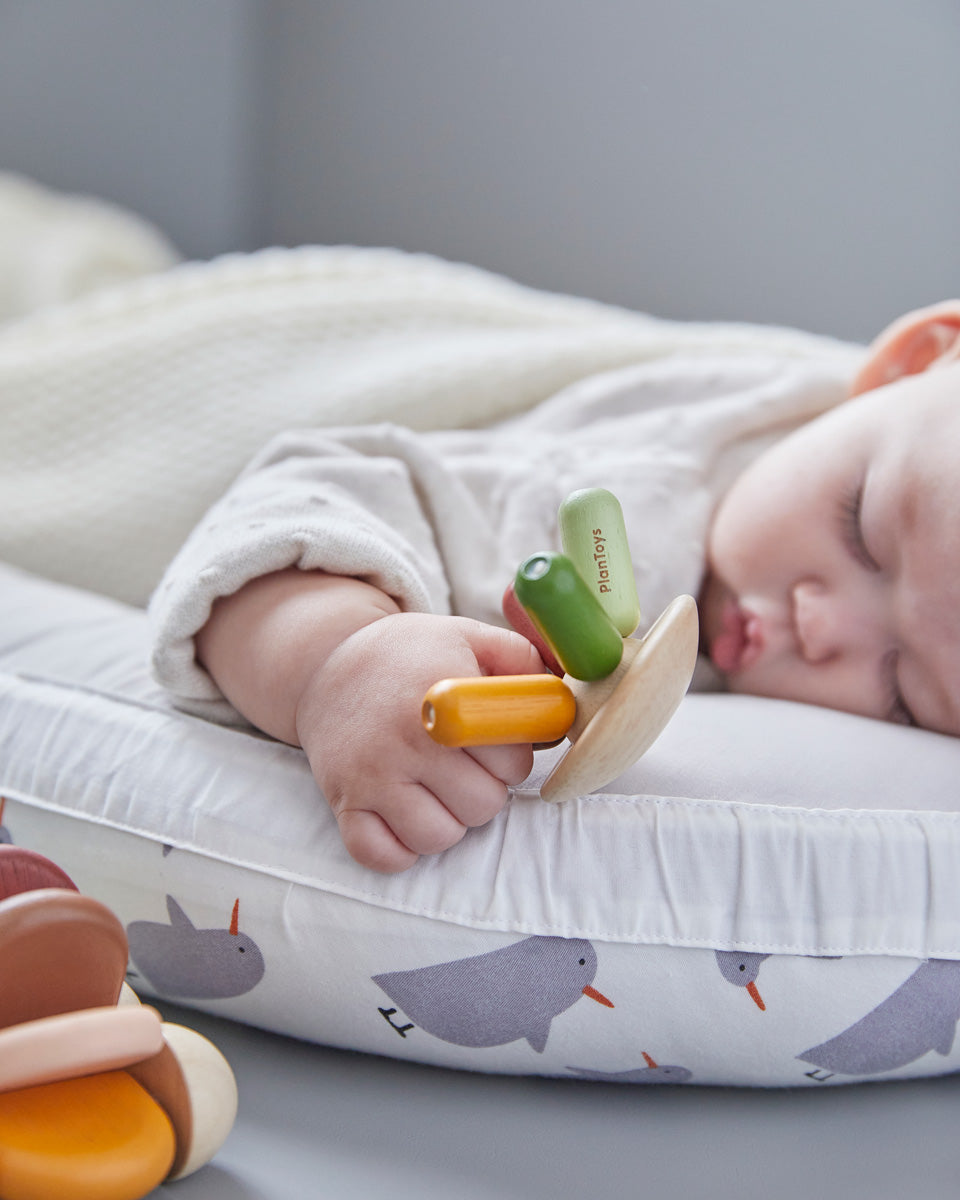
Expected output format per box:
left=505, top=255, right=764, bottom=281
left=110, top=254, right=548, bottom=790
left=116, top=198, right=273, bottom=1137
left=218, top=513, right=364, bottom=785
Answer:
left=514, top=552, right=623, bottom=681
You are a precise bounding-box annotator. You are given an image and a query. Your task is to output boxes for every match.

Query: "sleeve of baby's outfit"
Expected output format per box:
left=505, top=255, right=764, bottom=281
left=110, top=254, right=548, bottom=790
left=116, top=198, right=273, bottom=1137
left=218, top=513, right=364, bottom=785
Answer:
left=148, top=424, right=455, bottom=722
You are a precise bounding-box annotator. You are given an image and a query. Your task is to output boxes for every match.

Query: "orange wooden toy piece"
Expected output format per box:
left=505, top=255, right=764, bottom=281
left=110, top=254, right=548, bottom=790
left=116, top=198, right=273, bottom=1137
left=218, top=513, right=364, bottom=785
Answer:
left=0, top=1072, right=176, bottom=1200
left=422, top=674, right=576, bottom=746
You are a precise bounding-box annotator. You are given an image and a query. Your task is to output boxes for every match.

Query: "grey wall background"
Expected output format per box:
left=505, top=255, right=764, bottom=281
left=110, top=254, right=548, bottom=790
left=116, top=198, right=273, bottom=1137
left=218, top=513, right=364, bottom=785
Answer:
left=0, top=0, right=957, bottom=341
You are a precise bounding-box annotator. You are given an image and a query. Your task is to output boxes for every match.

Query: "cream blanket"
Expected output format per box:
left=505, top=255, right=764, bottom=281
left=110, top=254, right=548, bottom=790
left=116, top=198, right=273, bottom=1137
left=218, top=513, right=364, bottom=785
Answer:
left=0, top=225, right=861, bottom=606
left=0, top=172, right=178, bottom=322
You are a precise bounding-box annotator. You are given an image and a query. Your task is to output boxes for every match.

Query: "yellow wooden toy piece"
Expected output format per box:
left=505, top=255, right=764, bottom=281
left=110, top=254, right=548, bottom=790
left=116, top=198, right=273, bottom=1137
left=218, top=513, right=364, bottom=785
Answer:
left=0, top=1070, right=176, bottom=1200
left=422, top=674, right=576, bottom=746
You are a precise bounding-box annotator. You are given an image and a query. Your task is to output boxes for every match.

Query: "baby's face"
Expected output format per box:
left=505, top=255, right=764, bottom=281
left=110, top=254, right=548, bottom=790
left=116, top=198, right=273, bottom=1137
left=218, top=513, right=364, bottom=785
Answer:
left=700, top=362, right=960, bottom=735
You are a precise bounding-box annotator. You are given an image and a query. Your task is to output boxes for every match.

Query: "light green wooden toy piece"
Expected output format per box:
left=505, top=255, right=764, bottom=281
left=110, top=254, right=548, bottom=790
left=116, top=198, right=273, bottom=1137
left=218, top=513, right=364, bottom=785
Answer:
left=558, top=488, right=641, bottom=636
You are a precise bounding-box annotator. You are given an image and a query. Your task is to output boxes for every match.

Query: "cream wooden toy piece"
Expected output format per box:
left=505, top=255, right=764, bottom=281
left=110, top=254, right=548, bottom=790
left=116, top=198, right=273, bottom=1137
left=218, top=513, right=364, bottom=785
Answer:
left=0, top=844, right=238, bottom=1200
left=422, top=488, right=699, bottom=802
left=537, top=592, right=698, bottom=802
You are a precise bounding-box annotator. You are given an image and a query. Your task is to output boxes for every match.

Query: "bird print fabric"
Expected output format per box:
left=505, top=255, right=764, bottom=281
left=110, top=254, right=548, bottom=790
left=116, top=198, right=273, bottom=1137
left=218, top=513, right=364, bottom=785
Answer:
left=373, top=936, right=612, bottom=1052
left=127, top=895, right=265, bottom=1000
left=4, top=793, right=960, bottom=1087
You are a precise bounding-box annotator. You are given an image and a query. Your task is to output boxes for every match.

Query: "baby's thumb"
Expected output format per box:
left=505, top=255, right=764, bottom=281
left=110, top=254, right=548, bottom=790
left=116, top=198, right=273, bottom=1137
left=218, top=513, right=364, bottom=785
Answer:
left=464, top=620, right=546, bottom=678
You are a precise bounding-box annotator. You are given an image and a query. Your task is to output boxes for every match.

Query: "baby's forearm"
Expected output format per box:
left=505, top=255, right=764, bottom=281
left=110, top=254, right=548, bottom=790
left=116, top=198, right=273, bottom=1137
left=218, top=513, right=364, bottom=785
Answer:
left=195, top=568, right=400, bottom=745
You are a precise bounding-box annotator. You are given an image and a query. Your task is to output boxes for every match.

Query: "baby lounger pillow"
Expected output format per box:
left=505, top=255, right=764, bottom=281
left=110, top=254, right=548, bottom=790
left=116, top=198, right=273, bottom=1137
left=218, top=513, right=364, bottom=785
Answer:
left=2, top=559, right=960, bottom=1088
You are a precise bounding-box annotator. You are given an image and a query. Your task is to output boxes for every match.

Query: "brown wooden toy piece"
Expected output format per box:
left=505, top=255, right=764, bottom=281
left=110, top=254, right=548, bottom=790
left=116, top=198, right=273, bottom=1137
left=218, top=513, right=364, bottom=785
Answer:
left=539, top=593, right=699, bottom=803
left=127, top=1021, right=239, bottom=1180
left=0, top=843, right=79, bottom=901
left=0, top=889, right=129, bottom=1028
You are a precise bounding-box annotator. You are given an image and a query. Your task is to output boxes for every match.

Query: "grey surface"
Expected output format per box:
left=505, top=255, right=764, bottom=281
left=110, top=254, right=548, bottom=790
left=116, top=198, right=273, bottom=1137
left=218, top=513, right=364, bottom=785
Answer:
left=263, top=0, right=960, bottom=340
left=0, top=0, right=264, bottom=259
left=153, top=1002, right=960, bottom=1200
left=1, top=2, right=958, bottom=339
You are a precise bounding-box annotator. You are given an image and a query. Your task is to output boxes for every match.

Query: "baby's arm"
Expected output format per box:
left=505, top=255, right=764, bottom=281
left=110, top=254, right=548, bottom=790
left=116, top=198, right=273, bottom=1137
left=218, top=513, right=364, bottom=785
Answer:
left=196, top=568, right=543, bottom=872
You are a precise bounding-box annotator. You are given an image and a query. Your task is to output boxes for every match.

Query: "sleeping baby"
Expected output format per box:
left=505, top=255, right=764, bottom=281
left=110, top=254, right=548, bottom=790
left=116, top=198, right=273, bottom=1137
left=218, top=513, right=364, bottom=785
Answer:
left=150, top=300, right=960, bottom=872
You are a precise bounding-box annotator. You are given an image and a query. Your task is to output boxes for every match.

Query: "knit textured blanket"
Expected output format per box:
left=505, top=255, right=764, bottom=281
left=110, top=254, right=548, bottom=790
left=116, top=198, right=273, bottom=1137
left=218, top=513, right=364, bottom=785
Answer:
left=0, top=242, right=861, bottom=606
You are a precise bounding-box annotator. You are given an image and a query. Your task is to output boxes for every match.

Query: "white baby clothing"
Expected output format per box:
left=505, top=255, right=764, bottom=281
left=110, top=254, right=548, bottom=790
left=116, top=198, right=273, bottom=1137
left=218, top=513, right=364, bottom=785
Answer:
left=149, top=353, right=853, bottom=722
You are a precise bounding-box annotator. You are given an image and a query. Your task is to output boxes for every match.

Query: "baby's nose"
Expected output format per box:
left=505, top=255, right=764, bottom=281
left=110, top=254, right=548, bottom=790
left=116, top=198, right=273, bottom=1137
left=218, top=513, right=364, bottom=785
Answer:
left=791, top=580, right=852, bottom=664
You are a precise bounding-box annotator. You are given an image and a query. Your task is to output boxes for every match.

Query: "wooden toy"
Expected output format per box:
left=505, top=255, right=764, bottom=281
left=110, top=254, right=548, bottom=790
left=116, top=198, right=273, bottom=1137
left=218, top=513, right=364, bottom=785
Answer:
left=0, top=888, right=129, bottom=1027
left=422, top=488, right=699, bottom=802
left=514, top=552, right=624, bottom=681
left=0, top=845, right=238, bottom=1200
left=126, top=1019, right=238, bottom=1181
left=0, top=1072, right=177, bottom=1200
left=501, top=581, right=563, bottom=675
left=423, top=674, right=576, bottom=746
left=0, top=844, right=78, bottom=900
left=538, top=593, right=697, bottom=803
left=558, top=487, right=642, bottom=636
left=0, top=1004, right=165, bottom=1094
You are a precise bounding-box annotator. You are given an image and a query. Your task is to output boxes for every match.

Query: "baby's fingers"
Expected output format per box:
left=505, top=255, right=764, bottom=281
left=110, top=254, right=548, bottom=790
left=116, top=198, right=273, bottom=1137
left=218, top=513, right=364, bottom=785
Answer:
left=337, top=782, right=469, bottom=871
left=466, top=743, right=535, bottom=788
left=419, top=748, right=516, bottom=829
left=337, top=809, right=420, bottom=874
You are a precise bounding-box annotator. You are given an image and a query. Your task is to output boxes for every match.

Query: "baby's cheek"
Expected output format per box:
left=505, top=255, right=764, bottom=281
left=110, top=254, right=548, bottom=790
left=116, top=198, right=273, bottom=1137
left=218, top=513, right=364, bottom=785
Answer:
left=724, top=658, right=799, bottom=703
left=713, top=443, right=815, bottom=560
left=705, top=490, right=763, bottom=577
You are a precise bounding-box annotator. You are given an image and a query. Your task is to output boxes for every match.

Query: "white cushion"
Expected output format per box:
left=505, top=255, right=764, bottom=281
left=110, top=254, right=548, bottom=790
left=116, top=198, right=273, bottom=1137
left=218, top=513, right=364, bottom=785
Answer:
left=2, top=562, right=959, bottom=1086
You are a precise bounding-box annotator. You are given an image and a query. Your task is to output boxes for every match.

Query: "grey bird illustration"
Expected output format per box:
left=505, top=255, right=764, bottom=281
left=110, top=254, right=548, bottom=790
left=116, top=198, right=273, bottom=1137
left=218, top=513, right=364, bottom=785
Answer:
left=373, top=935, right=613, bottom=1053
left=798, top=958, right=960, bottom=1079
left=127, top=894, right=265, bottom=999
left=715, top=949, right=770, bottom=1010
left=567, top=1052, right=693, bottom=1084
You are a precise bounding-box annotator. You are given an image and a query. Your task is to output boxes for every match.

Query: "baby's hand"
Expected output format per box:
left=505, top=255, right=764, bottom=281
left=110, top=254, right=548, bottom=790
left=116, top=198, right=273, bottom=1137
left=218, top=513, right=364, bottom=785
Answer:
left=294, top=612, right=544, bottom=872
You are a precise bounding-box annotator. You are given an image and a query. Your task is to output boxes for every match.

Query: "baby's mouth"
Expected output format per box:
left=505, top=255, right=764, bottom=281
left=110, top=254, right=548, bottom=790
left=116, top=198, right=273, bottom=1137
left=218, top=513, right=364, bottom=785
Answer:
left=709, top=597, right=764, bottom=675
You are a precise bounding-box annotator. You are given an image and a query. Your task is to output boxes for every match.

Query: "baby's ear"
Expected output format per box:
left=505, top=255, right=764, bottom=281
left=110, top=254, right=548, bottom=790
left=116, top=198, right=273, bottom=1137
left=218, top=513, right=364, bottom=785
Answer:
left=850, top=301, right=960, bottom=396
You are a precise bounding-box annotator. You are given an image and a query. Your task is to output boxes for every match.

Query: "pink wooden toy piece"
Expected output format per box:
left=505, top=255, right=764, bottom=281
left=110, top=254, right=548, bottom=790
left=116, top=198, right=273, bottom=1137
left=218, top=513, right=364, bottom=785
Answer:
left=0, top=1004, right=165, bottom=1094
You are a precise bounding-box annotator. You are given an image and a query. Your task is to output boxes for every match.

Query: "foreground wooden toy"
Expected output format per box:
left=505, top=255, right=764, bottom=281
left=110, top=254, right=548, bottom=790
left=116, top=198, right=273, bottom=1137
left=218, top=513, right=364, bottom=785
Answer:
left=0, top=844, right=237, bottom=1200
left=422, top=488, right=699, bottom=803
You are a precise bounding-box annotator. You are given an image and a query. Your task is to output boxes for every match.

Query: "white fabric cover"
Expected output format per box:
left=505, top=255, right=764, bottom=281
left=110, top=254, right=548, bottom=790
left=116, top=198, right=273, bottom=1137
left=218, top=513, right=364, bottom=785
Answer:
left=0, top=244, right=858, bottom=606
left=3, top=561, right=960, bottom=1087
